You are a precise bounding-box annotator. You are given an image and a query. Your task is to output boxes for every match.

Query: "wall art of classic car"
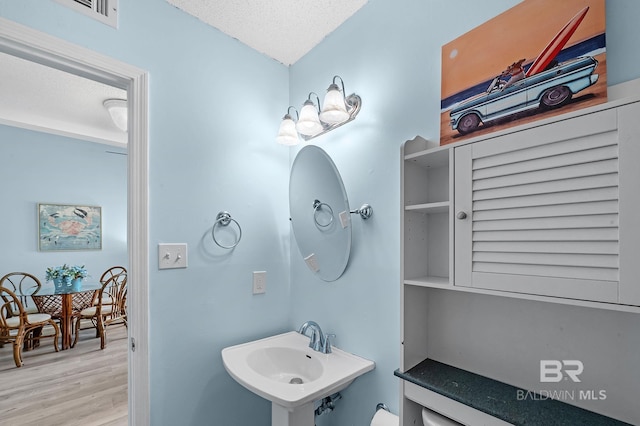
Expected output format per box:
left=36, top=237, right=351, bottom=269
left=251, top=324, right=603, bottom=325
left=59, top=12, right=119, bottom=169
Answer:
left=450, top=55, right=599, bottom=135
left=446, top=4, right=605, bottom=137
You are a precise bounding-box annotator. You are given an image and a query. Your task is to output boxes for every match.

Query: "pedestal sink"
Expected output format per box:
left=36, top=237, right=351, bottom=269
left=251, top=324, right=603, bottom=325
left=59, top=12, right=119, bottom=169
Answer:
left=221, top=331, right=375, bottom=426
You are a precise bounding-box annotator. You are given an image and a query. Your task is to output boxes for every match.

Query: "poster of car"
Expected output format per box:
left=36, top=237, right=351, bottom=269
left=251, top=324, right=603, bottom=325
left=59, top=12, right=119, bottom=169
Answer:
left=440, top=0, right=606, bottom=145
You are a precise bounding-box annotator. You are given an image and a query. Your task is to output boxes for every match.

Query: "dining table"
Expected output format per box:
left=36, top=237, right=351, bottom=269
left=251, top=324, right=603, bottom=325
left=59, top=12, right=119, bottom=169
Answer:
left=18, top=282, right=102, bottom=350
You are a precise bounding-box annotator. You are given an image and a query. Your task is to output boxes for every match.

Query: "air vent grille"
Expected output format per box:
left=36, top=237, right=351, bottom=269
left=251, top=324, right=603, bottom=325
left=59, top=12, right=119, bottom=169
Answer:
left=95, top=0, right=108, bottom=16
left=54, top=0, right=118, bottom=28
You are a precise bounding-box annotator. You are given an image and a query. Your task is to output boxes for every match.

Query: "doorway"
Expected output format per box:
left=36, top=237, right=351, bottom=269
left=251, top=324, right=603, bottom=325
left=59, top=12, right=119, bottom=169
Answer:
left=0, top=17, right=150, bottom=426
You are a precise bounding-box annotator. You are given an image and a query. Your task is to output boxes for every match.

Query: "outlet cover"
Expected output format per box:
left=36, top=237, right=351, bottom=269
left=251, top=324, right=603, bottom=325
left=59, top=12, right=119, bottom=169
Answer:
left=253, top=271, right=266, bottom=294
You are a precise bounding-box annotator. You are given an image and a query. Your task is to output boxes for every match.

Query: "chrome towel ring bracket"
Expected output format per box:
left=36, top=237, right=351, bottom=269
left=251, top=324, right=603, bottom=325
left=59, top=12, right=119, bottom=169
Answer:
left=212, top=211, right=242, bottom=249
left=351, top=203, right=373, bottom=220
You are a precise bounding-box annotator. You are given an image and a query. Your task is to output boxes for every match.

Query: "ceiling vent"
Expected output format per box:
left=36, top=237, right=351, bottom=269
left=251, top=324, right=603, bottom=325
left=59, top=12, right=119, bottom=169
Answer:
left=54, top=0, right=118, bottom=28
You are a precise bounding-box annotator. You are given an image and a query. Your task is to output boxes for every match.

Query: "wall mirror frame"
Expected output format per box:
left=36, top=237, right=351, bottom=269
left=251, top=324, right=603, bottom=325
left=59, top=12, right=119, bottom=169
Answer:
left=289, top=145, right=352, bottom=281
left=0, top=17, right=150, bottom=425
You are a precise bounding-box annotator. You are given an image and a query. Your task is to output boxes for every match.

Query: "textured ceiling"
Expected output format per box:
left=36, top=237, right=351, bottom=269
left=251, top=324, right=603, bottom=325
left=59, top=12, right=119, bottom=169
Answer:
left=166, top=0, right=368, bottom=65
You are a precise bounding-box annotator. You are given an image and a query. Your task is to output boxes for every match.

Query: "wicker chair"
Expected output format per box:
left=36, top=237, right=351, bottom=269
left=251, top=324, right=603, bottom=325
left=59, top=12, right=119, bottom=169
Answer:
left=72, top=271, right=127, bottom=349
left=0, top=272, right=57, bottom=350
left=0, top=286, right=60, bottom=367
left=96, top=266, right=127, bottom=306
left=0, top=272, right=42, bottom=315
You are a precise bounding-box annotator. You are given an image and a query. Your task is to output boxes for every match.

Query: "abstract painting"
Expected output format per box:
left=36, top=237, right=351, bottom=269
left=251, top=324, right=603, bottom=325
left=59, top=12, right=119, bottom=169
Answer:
left=38, top=203, right=102, bottom=251
left=440, top=0, right=606, bottom=145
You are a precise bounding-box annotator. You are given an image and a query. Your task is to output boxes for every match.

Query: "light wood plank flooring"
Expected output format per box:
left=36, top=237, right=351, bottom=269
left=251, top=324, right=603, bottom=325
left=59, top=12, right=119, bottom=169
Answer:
left=0, top=325, right=128, bottom=426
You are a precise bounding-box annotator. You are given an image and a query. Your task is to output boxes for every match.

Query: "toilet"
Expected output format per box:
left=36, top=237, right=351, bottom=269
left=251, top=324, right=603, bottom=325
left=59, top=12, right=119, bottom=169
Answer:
left=369, top=404, right=461, bottom=426
left=421, top=407, right=462, bottom=426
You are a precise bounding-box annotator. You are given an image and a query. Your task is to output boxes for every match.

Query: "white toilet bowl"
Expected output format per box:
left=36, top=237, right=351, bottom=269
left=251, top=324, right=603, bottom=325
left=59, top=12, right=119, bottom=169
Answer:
left=422, top=407, right=462, bottom=426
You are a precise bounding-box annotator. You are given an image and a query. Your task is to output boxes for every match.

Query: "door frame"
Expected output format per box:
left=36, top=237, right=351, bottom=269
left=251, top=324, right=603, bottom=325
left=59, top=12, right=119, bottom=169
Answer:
left=0, top=17, right=150, bottom=426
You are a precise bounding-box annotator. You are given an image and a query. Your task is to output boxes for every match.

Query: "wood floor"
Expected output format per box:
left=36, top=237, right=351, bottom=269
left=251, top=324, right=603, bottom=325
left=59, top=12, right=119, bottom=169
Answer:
left=0, top=324, right=128, bottom=426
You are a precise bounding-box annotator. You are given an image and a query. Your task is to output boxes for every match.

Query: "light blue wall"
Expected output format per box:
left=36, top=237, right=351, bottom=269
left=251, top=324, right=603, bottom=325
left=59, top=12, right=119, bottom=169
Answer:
left=288, top=1, right=520, bottom=423
left=0, top=124, right=127, bottom=282
left=0, top=1, right=290, bottom=425
left=288, top=0, right=640, bottom=425
left=3, top=0, right=640, bottom=425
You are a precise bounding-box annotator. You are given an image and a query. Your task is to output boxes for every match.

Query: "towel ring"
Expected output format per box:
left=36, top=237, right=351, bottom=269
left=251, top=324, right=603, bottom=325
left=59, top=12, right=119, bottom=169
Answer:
left=212, top=211, right=242, bottom=249
left=313, top=199, right=334, bottom=228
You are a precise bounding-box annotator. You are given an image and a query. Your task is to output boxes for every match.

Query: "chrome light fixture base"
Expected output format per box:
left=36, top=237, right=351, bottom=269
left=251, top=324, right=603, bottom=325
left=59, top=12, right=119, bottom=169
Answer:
left=276, top=75, right=362, bottom=145
left=299, top=93, right=361, bottom=141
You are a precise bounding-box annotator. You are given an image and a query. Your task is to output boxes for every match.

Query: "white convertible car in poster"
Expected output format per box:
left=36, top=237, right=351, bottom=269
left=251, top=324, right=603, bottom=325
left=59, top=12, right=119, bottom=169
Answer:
left=449, top=55, right=599, bottom=135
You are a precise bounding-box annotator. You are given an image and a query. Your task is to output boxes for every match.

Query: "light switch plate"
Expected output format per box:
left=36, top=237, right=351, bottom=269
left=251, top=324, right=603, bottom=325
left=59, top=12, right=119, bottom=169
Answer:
left=158, top=243, right=188, bottom=269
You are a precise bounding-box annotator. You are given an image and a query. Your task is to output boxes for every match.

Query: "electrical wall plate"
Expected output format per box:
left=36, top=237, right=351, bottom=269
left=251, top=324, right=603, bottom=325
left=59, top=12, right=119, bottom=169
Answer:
left=253, top=271, right=266, bottom=294
left=158, top=243, right=188, bottom=269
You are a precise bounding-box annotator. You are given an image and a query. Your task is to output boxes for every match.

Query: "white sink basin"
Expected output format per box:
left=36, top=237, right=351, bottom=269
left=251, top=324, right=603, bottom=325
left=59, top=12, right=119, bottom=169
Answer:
left=222, top=331, right=375, bottom=409
left=246, top=346, right=324, bottom=385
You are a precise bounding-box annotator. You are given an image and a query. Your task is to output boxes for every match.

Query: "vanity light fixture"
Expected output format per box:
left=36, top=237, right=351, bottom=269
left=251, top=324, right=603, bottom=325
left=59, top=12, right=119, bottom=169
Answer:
left=320, top=76, right=351, bottom=124
left=276, top=75, right=362, bottom=145
left=296, top=93, right=324, bottom=137
left=276, top=106, right=300, bottom=146
left=103, top=98, right=128, bottom=132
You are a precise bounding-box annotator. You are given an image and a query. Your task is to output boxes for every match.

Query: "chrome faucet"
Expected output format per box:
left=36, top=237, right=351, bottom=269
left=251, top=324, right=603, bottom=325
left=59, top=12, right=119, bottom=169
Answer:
left=298, top=321, right=334, bottom=354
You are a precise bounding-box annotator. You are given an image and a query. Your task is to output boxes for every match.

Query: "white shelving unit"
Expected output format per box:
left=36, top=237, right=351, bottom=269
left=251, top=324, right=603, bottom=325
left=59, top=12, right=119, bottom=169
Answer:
left=400, top=137, right=454, bottom=425
left=402, top=141, right=453, bottom=289
left=399, top=97, right=640, bottom=426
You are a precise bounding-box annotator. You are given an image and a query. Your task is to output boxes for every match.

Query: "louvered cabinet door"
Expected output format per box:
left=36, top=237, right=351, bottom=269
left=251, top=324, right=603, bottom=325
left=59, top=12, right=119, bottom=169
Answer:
left=454, top=104, right=640, bottom=305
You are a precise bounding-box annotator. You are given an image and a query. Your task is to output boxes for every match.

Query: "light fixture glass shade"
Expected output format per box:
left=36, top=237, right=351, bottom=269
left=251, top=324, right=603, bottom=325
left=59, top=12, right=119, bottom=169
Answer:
left=319, top=84, right=349, bottom=124
left=103, top=99, right=128, bottom=132
left=276, top=115, right=299, bottom=146
left=296, top=100, right=323, bottom=136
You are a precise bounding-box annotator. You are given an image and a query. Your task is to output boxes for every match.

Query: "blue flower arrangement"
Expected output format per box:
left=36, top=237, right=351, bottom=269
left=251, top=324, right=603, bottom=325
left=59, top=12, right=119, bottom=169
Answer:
left=45, top=264, right=88, bottom=284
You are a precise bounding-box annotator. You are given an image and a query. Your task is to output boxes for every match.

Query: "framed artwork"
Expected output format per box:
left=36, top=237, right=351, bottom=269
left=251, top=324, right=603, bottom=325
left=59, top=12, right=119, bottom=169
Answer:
left=38, top=203, right=102, bottom=251
left=440, top=0, right=607, bottom=145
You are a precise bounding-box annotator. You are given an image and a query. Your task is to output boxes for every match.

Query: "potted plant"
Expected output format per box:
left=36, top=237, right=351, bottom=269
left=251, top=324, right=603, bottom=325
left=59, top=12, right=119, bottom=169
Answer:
left=46, top=264, right=88, bottom=291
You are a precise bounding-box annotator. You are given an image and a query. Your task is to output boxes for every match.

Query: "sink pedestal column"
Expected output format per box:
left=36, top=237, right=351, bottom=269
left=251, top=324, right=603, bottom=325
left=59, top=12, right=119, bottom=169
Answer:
left=272, top=402, right=314, bottom=426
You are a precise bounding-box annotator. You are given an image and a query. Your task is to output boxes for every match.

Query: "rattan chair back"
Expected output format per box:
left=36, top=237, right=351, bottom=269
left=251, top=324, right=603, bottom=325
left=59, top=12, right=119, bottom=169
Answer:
left=0, top=272, right=42, bottom=314
left=97, top=266, right=127, bottom=306
left=73, top=271, right=127, bottom=349
left=0, top=285, right=60, bottom=367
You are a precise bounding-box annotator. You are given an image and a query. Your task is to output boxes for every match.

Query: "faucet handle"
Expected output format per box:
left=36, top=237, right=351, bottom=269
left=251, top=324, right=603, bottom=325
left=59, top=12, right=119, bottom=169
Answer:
left=322, top=334, right=336, bottom=354
left=308, top=331, right=319, bottom=349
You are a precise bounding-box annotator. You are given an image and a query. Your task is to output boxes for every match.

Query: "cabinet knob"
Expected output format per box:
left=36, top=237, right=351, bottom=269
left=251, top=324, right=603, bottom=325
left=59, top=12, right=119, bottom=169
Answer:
left=456, top=211, right=468, bottom=220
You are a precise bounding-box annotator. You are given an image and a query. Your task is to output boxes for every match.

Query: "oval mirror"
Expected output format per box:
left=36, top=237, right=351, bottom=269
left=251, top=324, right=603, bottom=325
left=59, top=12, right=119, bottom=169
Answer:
left=289, top=145, right=351, bottom=281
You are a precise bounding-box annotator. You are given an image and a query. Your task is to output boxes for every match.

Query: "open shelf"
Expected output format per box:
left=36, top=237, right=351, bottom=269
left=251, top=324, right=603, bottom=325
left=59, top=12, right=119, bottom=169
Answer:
left=404, top=276, right=450, bottom=288
left=405, top=201, right=449, bottom=214
left=405, top=146, right=450, bottom=168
